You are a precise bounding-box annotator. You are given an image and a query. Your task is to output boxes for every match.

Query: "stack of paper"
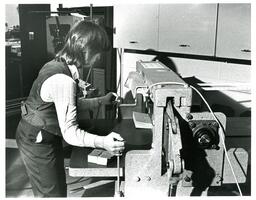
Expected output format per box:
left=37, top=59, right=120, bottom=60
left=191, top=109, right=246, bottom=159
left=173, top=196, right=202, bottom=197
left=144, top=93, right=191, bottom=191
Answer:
left=88, top=149, right=114, bottom=166
left=132, top=111, right=153, bottom=129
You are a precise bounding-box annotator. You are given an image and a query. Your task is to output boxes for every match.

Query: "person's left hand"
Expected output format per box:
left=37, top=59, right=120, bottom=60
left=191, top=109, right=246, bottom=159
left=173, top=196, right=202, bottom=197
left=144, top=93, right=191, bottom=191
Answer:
left=101, top=92, right=118, bottom=105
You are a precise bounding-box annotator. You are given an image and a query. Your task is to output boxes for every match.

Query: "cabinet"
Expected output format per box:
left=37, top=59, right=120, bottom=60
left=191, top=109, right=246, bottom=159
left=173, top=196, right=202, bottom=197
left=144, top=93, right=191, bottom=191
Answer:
left=158, top=4, right=217, bottom=56
left=114, top=4, right=251, bottom=60
left=114, top=4, right=159, bottom=50
left=6, top=55, right=23, bottom=100
left=19, top=4, right=50, bottom=96
left=216, top=4, right=251, bottom=60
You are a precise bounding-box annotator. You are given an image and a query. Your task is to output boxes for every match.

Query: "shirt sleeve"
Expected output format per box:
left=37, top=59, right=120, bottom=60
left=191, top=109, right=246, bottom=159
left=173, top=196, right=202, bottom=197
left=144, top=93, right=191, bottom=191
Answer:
left=40, top=74, right=97, bottom=147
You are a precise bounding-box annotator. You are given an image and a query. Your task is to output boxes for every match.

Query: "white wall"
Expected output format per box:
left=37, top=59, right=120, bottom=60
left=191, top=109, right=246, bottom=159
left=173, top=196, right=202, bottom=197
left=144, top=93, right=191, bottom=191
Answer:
left=5, top=4, right=19, bottom=28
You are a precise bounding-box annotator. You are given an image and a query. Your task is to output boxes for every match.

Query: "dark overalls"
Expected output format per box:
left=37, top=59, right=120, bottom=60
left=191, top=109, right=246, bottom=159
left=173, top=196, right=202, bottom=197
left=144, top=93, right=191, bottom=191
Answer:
left=16, top=60, right=73, bottom=197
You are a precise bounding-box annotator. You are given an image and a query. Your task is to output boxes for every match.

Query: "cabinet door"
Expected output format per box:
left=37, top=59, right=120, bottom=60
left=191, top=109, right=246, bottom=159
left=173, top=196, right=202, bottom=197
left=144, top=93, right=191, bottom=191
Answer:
left=114, top=4, right=158, bottom=50
left=216, top=4, right=251, bottom=60
left=159, top=4, right=217, bottom=56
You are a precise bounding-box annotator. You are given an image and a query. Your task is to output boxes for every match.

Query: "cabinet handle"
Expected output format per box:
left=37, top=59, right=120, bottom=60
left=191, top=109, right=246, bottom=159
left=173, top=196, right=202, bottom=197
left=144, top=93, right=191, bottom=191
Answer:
left=129, top=41, right=138, bottom=44
left=179, top=44, right=191, bottom=48
left=241, top=49, right=251, bottom=53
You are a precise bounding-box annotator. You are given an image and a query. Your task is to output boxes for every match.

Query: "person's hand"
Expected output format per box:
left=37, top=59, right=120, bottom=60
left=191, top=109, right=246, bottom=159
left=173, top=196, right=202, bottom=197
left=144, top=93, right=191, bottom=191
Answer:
left=95, top=132, right=125, bottom=155
left=101, top=92, right=118, bottom=105
left=104, top=132, right=125, bottom=155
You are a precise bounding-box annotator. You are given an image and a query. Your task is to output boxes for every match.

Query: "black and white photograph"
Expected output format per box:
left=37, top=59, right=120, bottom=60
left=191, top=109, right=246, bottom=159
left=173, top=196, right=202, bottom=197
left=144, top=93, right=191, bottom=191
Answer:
left=3, top=1, right=253, bottom=198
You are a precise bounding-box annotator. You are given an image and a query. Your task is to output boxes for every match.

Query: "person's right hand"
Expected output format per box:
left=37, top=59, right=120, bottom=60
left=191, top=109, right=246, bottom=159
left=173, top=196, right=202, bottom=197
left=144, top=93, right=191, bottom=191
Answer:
left=94, top=132, right=125, bottom=155
left=103, top=132, right=125, bottom=155
left=100, top=92, right=118, bottom=105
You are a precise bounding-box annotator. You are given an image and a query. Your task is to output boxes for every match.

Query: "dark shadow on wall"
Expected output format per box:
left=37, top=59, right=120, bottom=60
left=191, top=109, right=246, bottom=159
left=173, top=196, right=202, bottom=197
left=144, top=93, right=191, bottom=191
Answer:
left=152, top=54, right=178, bottom=73
left=181, top=76, right=250, bottom=117
left=150, top=55, right=251, bottom=117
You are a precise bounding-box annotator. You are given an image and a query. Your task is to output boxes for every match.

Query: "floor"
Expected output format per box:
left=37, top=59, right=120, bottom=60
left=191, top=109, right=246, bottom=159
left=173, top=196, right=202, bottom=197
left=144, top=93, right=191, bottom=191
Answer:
left=6, top=147, right=117, bottom=197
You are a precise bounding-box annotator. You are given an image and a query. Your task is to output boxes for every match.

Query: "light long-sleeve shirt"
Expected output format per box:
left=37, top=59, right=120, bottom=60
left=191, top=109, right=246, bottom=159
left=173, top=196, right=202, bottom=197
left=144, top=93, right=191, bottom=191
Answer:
left=40, top=64, right=99, bottom=147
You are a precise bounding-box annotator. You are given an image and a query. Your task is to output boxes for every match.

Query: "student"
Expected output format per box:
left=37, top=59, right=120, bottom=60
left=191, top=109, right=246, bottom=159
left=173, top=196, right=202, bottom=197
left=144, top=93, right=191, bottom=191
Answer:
left=16, top=20, right=125, bottom=197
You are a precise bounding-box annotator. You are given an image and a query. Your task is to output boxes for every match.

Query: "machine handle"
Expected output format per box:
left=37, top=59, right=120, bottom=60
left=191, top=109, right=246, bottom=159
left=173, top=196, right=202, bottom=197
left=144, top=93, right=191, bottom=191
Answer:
left=129, top=41, right=138, bottom=44
left=179, top=44, right=191, bottom=48
left=241, top=49, right=251, bottom=53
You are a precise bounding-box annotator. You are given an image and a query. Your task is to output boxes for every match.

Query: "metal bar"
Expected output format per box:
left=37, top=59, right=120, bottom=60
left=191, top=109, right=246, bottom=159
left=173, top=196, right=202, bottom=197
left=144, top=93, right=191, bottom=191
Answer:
left=166, top=100, right=177, bottom=134
left=90, top=4, right=93, bottom=21
left=6, top=139, right=18, bottom=149
left=166, top=100, right=183, bottom=175
left=69, top=167, right=123, bottom=177
left=117, top=155, right=120, bottom=192
left=69, top=179, right=114, bottom=194
left=197, top=82, right=250, bottom=86
left=200, top=86, right=251, bottom=92
left=29, top=11, right=80, bottom=14
left=115, top=155, right=122, bottom=196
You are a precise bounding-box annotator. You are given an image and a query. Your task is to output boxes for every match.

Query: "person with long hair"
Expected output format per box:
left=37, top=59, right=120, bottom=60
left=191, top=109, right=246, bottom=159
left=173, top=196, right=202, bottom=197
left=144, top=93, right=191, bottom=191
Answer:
left=16, top=20, right=125, bottom=197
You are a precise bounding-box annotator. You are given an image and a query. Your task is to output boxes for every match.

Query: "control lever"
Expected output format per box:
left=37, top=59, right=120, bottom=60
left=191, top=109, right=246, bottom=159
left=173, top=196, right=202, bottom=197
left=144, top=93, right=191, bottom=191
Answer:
left=114, top=139, right=124, bottom=197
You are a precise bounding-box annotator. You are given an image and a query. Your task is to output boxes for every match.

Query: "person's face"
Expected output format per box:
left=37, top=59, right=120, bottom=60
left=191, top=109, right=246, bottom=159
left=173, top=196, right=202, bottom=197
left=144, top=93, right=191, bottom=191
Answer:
left=79, top=51, right=102, bottom=80
left=89, top=52, right=101, bottom=66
